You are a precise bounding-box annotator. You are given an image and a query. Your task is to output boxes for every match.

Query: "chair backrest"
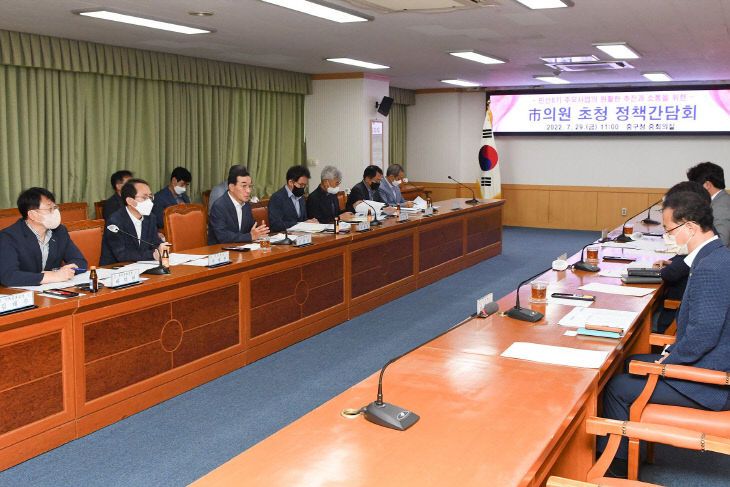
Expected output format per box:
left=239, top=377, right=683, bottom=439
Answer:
left=252, top=206, right=269, bottom=229
left=337, top=191, right=347, bottom=211
left=66, top=219, right=105, bottom=267
left=164, top=204, right=207, bottom=252
left=251, top=198, right=269, bottom=209
left=202, top=190, right=211, bottom=210
left=0, top=208, right=20, bottom=231
left=59, top=202, right=88, bottom=222
left=94, top=200, right=105, bottom=220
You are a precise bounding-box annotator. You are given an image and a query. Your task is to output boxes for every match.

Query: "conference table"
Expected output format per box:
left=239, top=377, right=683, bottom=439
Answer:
left=191, top=208, right=666, bottom=486
left=0, top=198, right=503, bottom=471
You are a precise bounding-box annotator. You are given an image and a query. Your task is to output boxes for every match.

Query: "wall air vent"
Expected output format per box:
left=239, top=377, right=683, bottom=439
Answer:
left=547, top=61, right=634, bottom=72
left=342, top=0, right=497, bottom=14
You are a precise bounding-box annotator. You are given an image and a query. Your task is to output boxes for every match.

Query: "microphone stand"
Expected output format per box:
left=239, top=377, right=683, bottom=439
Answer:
left=363, top=201, right=383, bottom=226
left=641, top=205, right=660, bottom=225
left=572, top=242, right=600, bottom=272
left=272, top=228, right=294, bottom=245
left=362, top=302, right=500, bottom=431
left=106, top=225, right=169, bottom=275
left=448, top=175, right=479, bottom=204
left=616, top=198, right=663, bottom=242
left=505, top=267, right=552, bottom=322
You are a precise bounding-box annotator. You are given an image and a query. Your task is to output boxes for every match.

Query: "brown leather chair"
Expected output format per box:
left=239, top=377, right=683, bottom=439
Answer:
left=251, top=198, right=269, bottom=209
left=251, top=206, right=269, bottom=229
left=626, top=350, right=730, bottom=479
left=59, top=202, right=88, bottom=222
left=0, top=208, right=20, bottom=230
left=94, top=200, right=105, bottom=220
left=337, top=191, right=347, bottom=211
left=164, top=204, right=206, bottom=252
left=547, top=416, right=730, bottom=487
left=202, top=190, right=211, bottom=211
left=66, top=219, right=105, bottom=267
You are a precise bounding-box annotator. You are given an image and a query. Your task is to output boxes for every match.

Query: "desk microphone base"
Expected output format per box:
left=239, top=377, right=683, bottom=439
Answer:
left=363, top=401, right=419, bottom=431
left=466, top=198, right=479, bottom=204
left=614, top=235, right=633, bottom=243
left=573, top=261, right=600, bottom=273
left=506, top=306, right=544, bottom=323
left=272, top=238, right=294, bottom=245
left=142, top=266, right=170, bottom=275
left=641, top=218, right=660, bottom=225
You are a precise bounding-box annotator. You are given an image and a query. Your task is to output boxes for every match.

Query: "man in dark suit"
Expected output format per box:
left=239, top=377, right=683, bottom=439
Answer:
left=599, top=190, right=730, bottom=477
left=0, top=187, right=87, bottom=287
left=152, top=166, right=192, bottom=229
left=687, top=161, right=730, bottom=247
left=103, top=170, right=133, bottom=220
left=345, top=165, right=396, bottom=215
left=208, top=165, right=269, bottom=245
left=306, top=165, right=354, bottom=224
left=267, top=165, right=318, bottom=232
left=100, top=179, right=167, bottom=265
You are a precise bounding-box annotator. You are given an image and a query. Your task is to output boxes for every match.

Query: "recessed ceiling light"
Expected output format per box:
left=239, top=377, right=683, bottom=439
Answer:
left=594, top=42, right=641, bottom=59
left=441, top=79, right=480, bottom=87
left=74, top=9, right=212, bottom=34
left=260, top=0, right=371, bottom=23
left=514, top=0, right=573, bottom=9
left=540, top=55, right=598, bottom=64
left=642, top=72, right=672, bottom=82
left=326, top=58, right=390, bottom=69
left=533, top=75, right=570, bottom=84
left=449, top=51, right=506, bottom=65
left=188, top=11, right=214, bottom=17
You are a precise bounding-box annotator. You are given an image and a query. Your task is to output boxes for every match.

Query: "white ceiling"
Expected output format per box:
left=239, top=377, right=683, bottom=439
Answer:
left=1, top=0, right=729, bottom=90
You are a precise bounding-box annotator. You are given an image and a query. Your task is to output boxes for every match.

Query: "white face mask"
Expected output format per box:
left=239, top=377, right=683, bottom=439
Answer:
left=393, top=179, right=403, bottom=186
left=135, top=198, right=154, bottom=216
left=36, top=208, right=61, bottom=230
left=327, top=186, right=340, bottom=195
left=173, top=185, right=186, bottom=195
left=663, top=233, right=688, bottom=255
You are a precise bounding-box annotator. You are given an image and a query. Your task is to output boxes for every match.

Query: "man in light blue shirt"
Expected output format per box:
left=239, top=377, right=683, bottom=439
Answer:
left=380, top=164, right=414, bottom=207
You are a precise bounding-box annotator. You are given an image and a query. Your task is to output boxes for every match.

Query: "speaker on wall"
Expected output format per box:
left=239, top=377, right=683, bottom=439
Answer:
left=376, top=96, right=394, bottom=117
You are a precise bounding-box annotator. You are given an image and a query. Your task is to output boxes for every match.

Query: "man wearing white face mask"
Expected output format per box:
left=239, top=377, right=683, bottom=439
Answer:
left=100, top=179, right=166, bottom=266
left=306, top=165, right=354, bottom=223
left=0, top=187, right=86, bottom=287
left=152, top=166, right=192, bottom=230
left=380, top=164, right=414, bottom=208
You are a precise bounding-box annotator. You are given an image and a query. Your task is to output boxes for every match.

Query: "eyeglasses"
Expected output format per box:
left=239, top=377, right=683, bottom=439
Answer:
left=134, top=195, right=154, bottom=202
left=663, top=221, right=687, bottom=234
left=293, top=181, right=306, bottom=189
left=235, top=183, right=254, bottom=191
left=34, top=205, right=60, bottom=213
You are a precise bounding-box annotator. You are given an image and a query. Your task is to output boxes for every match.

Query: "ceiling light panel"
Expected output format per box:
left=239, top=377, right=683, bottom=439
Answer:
left=261, top=0, right=371, bottom=23
left=326, top=58, right=390, bottom=69
left=449, top=51, right=506, bottom=65
left=642, top=72, right=672, bottom=82
left=514, top=0, right=573, bottom=9
left=441, top=79, right=480, bottom=87
left=533, top=75, right=570, bottom=84
left=594, top=42, right=641, bottom=59
left=75, top=9, right=212, bottom=34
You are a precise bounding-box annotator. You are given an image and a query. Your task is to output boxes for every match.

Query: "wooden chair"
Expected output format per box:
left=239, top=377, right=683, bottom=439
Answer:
left=0, top=208, right=20, bottom=230
left=252, top=206, right=269, bottom=229
left=547, top=416, right=730, bottom=486
left=202, top=190, right=211, bottom=211
left=59, top=202, right=88, bottom=222
left=163, top=204, right=207, bottom=252
left=251, top=198, right=269, bottom=209
left=626, top=349, right=730, bottom=479
left=94, top=200, right=105, bottom=220
left=66, top=219, right=105, bottom=267
left=337, top=191, right=347, bottom=211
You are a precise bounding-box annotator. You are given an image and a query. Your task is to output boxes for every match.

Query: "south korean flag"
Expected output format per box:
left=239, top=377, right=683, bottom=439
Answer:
left=478, top=103, right=501, bottom=200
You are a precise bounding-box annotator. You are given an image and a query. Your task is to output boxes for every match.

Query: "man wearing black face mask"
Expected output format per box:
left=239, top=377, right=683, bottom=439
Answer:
left=267, top=165, right=318, bottom=232
left=345, top=165, right=396, bottom=215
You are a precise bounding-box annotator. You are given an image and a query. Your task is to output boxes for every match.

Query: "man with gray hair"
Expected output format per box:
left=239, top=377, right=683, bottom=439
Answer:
left=380, top=164, right=414, bottom=207
left=306, top=165, right=354, bottom=223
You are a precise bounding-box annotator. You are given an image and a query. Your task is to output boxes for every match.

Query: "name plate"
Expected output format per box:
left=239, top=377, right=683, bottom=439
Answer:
left=0, top=291, right=34, bottom=313
left=294, top=234, right=312, bottom=247
left=424, top=207, right=434, bottom=216
left=110, top=269, right=140, bottom=288
left=476, top=292, right=494, bottom=316
left=207, top=251, right=230, bottom=266
left=397, top=212, right=409, bottom=222
left=357, top=221, right=371, bottom=232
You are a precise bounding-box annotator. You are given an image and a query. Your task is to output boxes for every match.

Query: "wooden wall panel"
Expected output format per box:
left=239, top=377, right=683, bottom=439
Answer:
left=596, top=192, right=651, bottom=231
left=502, top=188, right=550, bottom=228
left=548, top=191, right=597, bottom=229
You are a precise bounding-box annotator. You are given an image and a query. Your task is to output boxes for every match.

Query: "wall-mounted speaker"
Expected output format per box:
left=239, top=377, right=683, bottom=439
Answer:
left=376, top=96, right=394, bottom=117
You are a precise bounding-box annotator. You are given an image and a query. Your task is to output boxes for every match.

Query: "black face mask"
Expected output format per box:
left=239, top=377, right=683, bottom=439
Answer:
left=370, top=181, right=380, bottom=191
left=292, top=185, right=305, bottom=197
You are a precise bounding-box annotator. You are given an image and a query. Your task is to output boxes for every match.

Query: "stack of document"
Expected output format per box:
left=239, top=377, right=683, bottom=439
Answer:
left=579, top=282, right=654, bottom=297
left=558, top=307, right=639, bottom=332
left=501, top=342, right=609, bottom=369
left=288, top=222, right=326, bottom=233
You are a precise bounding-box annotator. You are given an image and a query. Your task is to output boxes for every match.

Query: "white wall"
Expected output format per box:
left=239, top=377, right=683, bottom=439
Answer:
left=407, top=92, right=730, bottom=188
left=363, top=76, right=389, bottom=176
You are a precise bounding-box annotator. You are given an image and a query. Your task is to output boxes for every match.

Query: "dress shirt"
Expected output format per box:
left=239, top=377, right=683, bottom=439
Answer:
left=25, top=222, right=52, bottom=269
left=380, top=177, right=405, bottom=205
left=684, top=235, right=719, bottom=268
left=228, top=191, right=244, bottom=230
left=285, top=185, right=303, bottom=218
left=126, top=207, right=143, bottom=241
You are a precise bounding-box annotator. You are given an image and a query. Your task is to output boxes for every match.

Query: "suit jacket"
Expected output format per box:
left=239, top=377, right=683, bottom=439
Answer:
left=664, top=238, right=730, bottom=410
left=267, top=186, right=307, bottom=232
left=152, top=187, right=190, bottom=229
left=712, top=190, right=730, bottom=247
left=306, top=186, right=341, bottom=224
left=0, top=219, right=87, bottom=287
left=207, top=193, right=255, bottom=245
left=379, top=178, right=405, bottom=206
left=657, top=255, right=689, bottom=332
left=103, top=193, right=125, bottom=220
left=100, top=208, right=163, bottom=266
left=345, top=181, right=384, bottom=214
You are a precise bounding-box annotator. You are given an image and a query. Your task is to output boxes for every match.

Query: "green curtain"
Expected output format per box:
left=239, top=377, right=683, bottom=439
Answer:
left=0, top=30, right=309, bottom=208
left=387, top=87, right=415, bottom=172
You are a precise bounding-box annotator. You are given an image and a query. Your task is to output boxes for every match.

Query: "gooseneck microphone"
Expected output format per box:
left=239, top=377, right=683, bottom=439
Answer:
left=506, top=267, right=552, bottom=322
left=447, top=175, right=479, bottom=204
left=362, top=201, right=383, bottom=226
left=362, top=302, right=500, bottom=430
left=106, top=225, right=170, bottom=275
left=615, top=199, right=663, bottom=242
left=573, top=242, right=600, bottom=273
left=272, top=228, right=294, bottom=245
left=641, top=199, right=663, bottom=225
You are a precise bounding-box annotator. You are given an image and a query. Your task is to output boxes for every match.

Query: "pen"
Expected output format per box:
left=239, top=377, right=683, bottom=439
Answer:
left=551, top=293, right=596, bottom=301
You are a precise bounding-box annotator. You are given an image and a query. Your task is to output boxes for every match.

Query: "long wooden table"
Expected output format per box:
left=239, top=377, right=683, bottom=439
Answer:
left=0, top=198, right=503, bottom=471
left=191, top=208, right=666, bottom=486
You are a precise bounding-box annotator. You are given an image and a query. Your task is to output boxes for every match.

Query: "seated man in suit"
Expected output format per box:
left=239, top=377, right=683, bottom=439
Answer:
left=598, top=190, right=730, bottom=478
left=687, top=161, right=730, bottom=247
left=208, top=165, right=269, bottom=244
left=208, top=164, right=261, bottom=212
left=345, top=165, right=396, bottom=215
left=267, top=165, right=318, bottom=232
left=0, top=187, right=87, bottom=287
left=306, top=165, right=354, bottom=224
left=103, top=169, right=133, bottom=220
left=379, top=164, right=414, bottom=208
left=100, top=179, right=168, bottom=266
left=152, top=166, right=191, bottom=229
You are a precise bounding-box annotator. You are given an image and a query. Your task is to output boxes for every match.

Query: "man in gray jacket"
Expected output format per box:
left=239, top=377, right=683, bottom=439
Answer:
left=688, top=161, right=730, bottom=247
